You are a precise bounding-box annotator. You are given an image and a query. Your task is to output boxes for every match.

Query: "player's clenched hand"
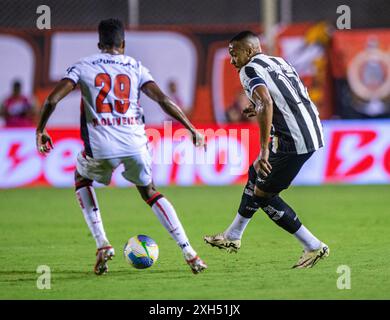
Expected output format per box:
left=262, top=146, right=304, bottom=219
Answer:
left=258, top=148, right=272, bottom=177
left=192, top=131, right=207, bottom=151
left=36, top=130, right=54, bottom=155
left=242, top=104, right=257, bottom=118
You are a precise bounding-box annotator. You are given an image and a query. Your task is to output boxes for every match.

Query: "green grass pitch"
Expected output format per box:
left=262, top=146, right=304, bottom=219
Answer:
left=0, top=184, right=389, bottom=299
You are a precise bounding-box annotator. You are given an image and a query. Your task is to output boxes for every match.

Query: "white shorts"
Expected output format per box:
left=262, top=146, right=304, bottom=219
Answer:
left=76, top=151, right=152, bottom=186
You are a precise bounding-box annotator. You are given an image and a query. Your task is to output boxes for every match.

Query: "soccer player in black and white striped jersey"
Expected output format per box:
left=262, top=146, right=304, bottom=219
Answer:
left=205, top=31, right=329, bottom=268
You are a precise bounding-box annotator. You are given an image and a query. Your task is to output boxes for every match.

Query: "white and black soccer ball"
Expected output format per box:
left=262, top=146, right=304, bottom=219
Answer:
left=123, top=235, right=159, bottom=269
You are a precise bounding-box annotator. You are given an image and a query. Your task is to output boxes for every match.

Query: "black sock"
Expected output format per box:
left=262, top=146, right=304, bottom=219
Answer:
left=253, top=195, right=302, bottom=234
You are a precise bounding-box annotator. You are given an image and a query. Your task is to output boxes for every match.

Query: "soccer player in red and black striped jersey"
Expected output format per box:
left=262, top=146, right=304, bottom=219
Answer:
left=205, top=31, right=329, bottom=268
left=36, top=18, right=207, bottom=275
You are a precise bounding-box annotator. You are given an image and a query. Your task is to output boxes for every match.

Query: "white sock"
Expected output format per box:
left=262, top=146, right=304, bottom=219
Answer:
left=293, top=225, right=321, bottom=251
left=150, top=196, right=197, bottom=259
left=224, top=212, right=251, bottom=240
left=76, top=186, right=109, bottom=249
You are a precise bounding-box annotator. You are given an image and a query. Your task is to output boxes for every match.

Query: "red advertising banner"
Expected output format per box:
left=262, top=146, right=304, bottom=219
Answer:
left=0, top=124, right=259, bottom=188
left=1, top=121, right=390, bottom=188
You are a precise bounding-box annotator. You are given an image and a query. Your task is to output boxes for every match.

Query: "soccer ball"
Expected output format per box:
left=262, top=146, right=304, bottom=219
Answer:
left=123, top=235, right=159, bottom=269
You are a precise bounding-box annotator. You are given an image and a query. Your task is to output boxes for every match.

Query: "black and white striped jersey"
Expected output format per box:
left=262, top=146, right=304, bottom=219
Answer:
left=239, top=53, right=324, bottom=155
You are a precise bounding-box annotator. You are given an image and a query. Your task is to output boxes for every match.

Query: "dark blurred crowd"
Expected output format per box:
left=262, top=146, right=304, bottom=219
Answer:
left=0, top=80, right=37, bottom=127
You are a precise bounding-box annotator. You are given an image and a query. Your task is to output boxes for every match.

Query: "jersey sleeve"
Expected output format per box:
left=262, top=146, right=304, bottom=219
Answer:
left=63, top=62, right=82, bottom=85
left=138, top=63, right=155, bottom=88
left=242, top=65, right=267, bottom=98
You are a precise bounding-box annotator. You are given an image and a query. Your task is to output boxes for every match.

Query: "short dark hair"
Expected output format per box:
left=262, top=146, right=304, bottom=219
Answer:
left=230, top=30, right=258, bottom=43
left=98, top=18, right=124, bottom=48
left=13, top=80, right=21, bottom=89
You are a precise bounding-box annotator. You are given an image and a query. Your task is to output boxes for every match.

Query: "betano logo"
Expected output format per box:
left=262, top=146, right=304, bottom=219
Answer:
left=0, top=125, right=251, bottom=188
left=1, top=121, right=390, bottom=188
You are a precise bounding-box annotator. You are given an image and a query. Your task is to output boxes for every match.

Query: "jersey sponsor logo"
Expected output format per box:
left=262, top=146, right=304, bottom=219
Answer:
left=91, top=58, right=132, bottom=67
left=262, top=62, right=294, bottom=74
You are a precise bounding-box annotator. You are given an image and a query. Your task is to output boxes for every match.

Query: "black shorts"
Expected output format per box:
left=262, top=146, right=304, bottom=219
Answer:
left=255, top=151, right=314, bottom=194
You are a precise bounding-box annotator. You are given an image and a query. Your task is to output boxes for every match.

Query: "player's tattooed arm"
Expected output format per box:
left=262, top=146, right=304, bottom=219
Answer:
left=141, top=81, right=206, bottom=149
left=36, top=79, right=75, bottom=155
left=252, top=85, right=273, bottom=176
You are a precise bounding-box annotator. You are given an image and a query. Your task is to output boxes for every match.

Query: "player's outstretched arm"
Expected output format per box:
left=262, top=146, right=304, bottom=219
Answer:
left=141, top=81, right=206, bottom=149
left=36, top=79, right=75, bottom=155
left=252, top=85, right=273, bottom=177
